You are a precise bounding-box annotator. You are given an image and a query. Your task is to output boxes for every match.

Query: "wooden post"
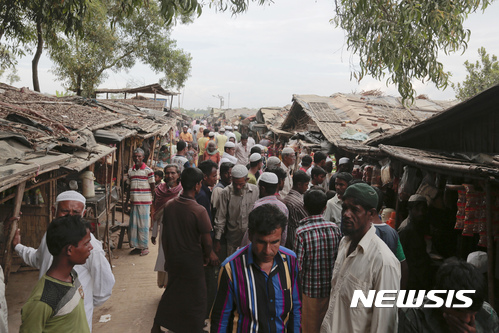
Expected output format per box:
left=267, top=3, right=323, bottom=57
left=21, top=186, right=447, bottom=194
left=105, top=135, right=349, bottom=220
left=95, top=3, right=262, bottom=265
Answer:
left=109, top=150, right=115, bottom=226
left=149, top=135, right=157, bottom=168
left=4, top=181, right=26, bottom=283
left=170, top=128, right=174, bottom=159
left=104, top=154, right=113, bottom=266
left=48, top=173, right=54, bottom=223
left=485, top=180, right=495, bottom=309
left=121, top=142, right=126, bottom=226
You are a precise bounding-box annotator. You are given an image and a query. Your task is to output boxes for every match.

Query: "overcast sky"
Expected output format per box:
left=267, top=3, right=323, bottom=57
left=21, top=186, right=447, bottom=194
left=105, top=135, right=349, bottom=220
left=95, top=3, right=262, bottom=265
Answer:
left=12, top=0, right=499, bottom=110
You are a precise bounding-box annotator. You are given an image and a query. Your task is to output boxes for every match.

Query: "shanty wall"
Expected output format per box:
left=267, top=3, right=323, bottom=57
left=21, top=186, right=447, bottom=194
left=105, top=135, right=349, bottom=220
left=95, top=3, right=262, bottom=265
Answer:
left=0, top=183, right=50, bottom=265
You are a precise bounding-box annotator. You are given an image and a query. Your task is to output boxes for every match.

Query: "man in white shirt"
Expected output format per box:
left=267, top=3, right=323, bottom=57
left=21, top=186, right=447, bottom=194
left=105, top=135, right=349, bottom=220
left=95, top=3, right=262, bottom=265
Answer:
left=12, top=191, right=115, bottom=331
left=321, top=183, right=400, bottom=333
left=279, top=147, right=295, bottom=198
left=323, top=172, right=352, bottom=225
left=234, top=134, right=250, bottom=166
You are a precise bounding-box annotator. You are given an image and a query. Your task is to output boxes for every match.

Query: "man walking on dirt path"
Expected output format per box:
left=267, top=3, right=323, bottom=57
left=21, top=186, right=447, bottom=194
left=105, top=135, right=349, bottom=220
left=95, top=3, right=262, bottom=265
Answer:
left=152, top=167, right=219, bottom=333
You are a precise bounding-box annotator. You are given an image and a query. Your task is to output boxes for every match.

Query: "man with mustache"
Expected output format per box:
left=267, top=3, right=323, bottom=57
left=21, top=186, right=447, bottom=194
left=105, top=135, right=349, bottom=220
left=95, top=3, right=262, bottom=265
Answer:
left=213, top=165, right=259, bottom=256
left=321, top=183, right=401, bottom=333
left=151, top=164, right=182, bottom=288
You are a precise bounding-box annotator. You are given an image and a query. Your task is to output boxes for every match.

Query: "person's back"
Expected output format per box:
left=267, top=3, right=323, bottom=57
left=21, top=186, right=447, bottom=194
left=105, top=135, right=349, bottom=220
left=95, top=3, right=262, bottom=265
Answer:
left=153, top=167, right=215, bottom=333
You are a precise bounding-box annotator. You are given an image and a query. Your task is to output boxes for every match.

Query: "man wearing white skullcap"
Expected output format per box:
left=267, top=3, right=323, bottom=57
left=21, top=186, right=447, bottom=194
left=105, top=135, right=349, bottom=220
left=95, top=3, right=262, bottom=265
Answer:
left=214, top=165, right=259, bottom=256
left=278, top=147, right=295, bottom=199
left=221, top=141, right=238, bottom=165
left=240, top=172, right=289, bottom=248
left=216, top=127, right=228, bottom=153
left=247, top=152, right=263, bottom=185
left=265, top=156, right=281, bottom=170
left=12, top=190, right=115, bottom=331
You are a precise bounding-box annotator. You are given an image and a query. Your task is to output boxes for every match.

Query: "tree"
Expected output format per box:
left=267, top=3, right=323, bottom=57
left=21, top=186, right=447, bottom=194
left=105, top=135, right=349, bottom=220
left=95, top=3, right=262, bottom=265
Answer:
left=0, top=0, right=89, bottom=91
left=332, top=0, right=493, bottom=103
left=46, top=1, right=192, bottom=97
left=2, top=0, right=495, bottom=100
left=452, top=47, right=499, bottom=100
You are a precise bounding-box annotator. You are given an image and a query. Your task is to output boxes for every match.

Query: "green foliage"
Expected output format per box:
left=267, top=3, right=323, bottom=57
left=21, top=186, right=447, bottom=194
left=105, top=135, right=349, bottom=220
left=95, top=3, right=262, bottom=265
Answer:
left=47, top=0, right=192, bottom=97
left=452, top=47, right=499, bottom=100
left=333, top=0, right=492, bottom=103
left=55, top=90, right=75, bottom=97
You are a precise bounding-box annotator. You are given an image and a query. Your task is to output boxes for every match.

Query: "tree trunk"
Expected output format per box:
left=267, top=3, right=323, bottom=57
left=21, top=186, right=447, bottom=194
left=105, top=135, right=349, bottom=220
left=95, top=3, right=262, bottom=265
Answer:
left=32, top=20, right=44, bottom=92
left=76, top=73, right=82, bottom=96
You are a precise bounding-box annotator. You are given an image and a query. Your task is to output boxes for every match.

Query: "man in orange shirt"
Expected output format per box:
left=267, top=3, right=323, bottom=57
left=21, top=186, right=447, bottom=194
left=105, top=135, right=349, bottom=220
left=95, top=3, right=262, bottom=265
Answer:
left=179, top=125, right=193, bottom=143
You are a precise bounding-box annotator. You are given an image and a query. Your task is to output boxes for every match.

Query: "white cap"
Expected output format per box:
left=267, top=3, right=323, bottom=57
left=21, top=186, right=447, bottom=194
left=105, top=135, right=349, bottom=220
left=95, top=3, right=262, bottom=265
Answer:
left=339, top=157, right=350, bottom=165
left=254, top=144, right=267, bottom=151
left=234, top=126, right=238, bottom=129
left=209, top=132, right=215, bottom=137
left=467, top=251, right=488, bottom=274
left=228, top=126, right=233, bottom=130
left=250, top=153, right=262, bottom=162
left=282, top=147, right=294, bottom=155
left=219, top=127, right=225, bottom=132
left=258, top=172, right=278, bottom=184
left=220, top=157, right=232, bottom=164
left=326, top=157, right=332, bottom=163
left=232, top=165, right=248, bottom=178
left=224, top=126, right=230, bottom=130
left=183, top=125, right=188, bottom=128
left=56, top=190, right=86, bottom=205
left=224, top=142, right=235, bottom=148
left=266, top=156, right=281, bottom=169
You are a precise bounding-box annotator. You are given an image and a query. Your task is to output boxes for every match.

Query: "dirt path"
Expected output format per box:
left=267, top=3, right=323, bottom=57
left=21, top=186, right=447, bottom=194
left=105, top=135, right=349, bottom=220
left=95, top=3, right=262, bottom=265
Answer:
left=7, top=217, right=166, bottom=333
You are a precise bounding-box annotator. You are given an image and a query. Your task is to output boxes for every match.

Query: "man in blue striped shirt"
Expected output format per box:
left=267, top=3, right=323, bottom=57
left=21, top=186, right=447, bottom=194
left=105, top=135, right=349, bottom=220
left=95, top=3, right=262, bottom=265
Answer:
left=210, top=204, right=301, bottom=332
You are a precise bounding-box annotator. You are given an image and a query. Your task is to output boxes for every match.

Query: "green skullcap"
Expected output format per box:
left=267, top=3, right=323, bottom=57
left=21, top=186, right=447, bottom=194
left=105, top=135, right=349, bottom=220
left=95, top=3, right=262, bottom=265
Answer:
left=343, top=183, right=378, bottom=210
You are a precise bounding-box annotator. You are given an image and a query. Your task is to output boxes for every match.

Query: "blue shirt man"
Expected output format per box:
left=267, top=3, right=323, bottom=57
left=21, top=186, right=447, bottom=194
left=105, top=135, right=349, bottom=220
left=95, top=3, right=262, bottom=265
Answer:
left=210, top=204, right=301, bottom=332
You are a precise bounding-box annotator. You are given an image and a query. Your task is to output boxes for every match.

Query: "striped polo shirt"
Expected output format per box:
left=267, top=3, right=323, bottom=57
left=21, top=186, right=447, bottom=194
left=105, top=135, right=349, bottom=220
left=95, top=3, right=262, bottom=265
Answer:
left=128, top=163, right=154, bottom=205
left=210, top=244, right=301, bottom=332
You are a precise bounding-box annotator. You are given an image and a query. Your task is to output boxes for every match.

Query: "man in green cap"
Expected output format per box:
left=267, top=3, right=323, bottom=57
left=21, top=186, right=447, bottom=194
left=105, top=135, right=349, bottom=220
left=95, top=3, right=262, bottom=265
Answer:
left=321, top=183, right=401, bottom=333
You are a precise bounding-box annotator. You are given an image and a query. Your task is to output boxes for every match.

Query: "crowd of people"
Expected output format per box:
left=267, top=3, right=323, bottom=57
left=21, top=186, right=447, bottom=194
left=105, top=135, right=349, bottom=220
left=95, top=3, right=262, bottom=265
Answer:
left=8, top=119, right=499, bottom=332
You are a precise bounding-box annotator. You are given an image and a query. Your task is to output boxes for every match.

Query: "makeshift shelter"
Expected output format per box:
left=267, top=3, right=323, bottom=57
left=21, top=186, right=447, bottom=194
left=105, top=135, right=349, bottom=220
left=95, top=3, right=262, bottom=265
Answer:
left=94, top=83, right=179, bottom=111
left=337, top=86, right=499, bottom=309
left=0, top=84, right=122, bottom=281
left=280, top=93, right=454, bottom=151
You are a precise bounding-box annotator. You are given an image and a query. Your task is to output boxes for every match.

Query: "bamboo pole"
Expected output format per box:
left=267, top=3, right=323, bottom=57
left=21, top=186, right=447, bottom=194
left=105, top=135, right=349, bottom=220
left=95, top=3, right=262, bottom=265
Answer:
left=485, top=180, right=495, bottom=309
left=4, top=181, right=26, bottom=283
left=121, top=142, right=126, bottom=226
left=149, top=135, right=157, bottom=168
left=170, top=128, right=174, bottom=159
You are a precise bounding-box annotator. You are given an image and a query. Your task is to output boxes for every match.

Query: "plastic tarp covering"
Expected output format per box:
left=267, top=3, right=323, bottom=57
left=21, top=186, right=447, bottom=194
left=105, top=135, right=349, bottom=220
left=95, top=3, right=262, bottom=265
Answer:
left=6, top=113, right=54, bottom=133
left=94, top=129, right=123, bottom=144
left=0, top=140, right=26, bottom=165
left=290, top=132, right=325, bottom=144
left=340, top=128, right=369, bottom=141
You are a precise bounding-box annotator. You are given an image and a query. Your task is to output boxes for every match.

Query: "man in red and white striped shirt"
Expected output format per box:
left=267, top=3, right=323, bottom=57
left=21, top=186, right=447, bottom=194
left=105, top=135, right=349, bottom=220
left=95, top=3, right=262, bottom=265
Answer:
left=126, top=148, right=155, bottom=256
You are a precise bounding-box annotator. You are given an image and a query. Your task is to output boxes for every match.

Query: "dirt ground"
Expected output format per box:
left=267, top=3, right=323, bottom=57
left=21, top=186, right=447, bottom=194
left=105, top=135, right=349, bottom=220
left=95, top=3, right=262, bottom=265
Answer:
left=6, top=212, right=169, bottom=332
